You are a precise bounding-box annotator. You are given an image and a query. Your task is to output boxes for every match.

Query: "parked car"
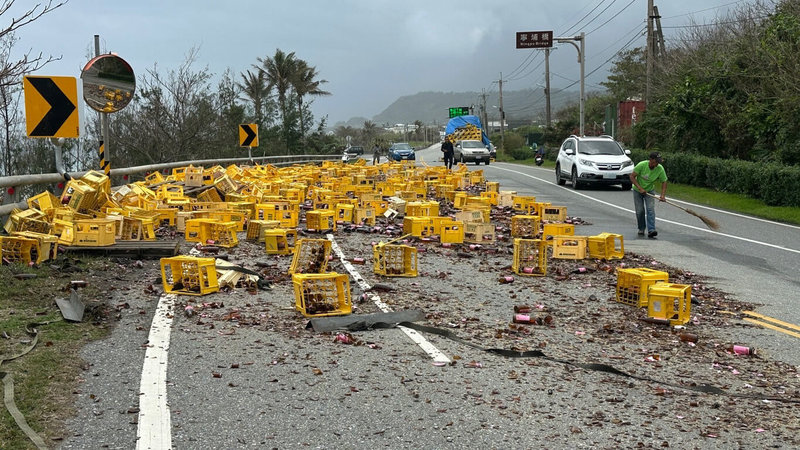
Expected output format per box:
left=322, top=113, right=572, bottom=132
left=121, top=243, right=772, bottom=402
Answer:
left=347, top=146, right=364, bottom=156
left=388, top=142, right=415, bottom=161
left=454, top=140, right=491, bottom=165
left=554, top=135, right=633, bottom=190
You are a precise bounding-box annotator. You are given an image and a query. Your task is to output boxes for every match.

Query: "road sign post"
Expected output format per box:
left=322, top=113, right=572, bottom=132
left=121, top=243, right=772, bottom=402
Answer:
left=239, top=124, right=258, bottom=161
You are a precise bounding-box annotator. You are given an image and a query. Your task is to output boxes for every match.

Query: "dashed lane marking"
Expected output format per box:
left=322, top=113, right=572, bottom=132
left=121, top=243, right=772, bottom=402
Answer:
left=327, top=234, right=451, bottom=363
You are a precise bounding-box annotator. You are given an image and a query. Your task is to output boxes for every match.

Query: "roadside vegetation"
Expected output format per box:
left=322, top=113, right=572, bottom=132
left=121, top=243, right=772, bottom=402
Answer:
left=0, top=257, right=111, bottom=449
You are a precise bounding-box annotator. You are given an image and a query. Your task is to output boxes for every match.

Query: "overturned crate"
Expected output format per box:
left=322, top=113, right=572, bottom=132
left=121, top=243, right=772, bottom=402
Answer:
left=587, top=232, right=624, bottom=260
left=293, top=273, right=352, bottom=317
left=542, top=223, right=575, bottom=241
left=160, top=256, right=219, bottom=296
left=306, top=209, right=336, bottom=231
left=11, top=231, right=58, bottom=264
left=647, top=283, right=691, bottom=326
left=246, top=220, right=281, bottom=241
left=264, top=229, right=297, bottom=255
left=615, top=268, right=669, bottom=308
left=184, top=219, right=239, bottom=248
left=512, top=238, right=547, bottom=276
left=373, top=242, right=418, bottom=277
left=0, top=235, right=38, bottom=264
left=288, top=239, right=331, bottom=275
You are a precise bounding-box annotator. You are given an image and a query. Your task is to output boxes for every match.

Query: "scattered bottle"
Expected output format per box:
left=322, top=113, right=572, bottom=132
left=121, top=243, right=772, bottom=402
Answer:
left=499, top=275, right=514, bottom=284
left=350, top=257, right=365, bottom=265
left=571, top=267, right=594, bottom=274
left=514, top=305, right=532, bottom=314
left=726, top=344, right=755, bottom=355
left=679, top=332, right=698, bottom=343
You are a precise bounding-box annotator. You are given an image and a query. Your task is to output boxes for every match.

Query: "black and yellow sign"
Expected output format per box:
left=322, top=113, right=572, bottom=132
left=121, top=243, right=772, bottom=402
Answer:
left=239, top=124, right=258, bottom=147
left=24, top=76, right=79, bottom=138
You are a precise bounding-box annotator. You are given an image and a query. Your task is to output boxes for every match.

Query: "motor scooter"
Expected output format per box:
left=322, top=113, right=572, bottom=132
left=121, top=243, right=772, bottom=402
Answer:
left=535, top=154, right=544, bottom=166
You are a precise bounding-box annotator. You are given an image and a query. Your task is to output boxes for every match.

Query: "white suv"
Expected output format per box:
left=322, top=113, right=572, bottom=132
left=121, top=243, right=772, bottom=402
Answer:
left=555, top=135, right=633, bottom=190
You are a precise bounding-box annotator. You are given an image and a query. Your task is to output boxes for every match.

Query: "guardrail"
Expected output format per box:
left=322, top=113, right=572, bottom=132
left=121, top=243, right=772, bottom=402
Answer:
left=0, top=154, right=342, bottom=216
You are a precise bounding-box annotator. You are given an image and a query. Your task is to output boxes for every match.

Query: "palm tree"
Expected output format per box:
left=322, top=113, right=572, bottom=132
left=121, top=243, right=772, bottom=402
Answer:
left=237, top=69, right=269, bottom=126
left=291, top=60, right=330, bottom=143
left=257, top=49, right=298, bottom=152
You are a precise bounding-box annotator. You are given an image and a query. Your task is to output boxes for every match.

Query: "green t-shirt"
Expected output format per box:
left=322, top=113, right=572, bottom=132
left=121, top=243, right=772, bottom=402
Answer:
left=632, top=160, right=667, bottom=192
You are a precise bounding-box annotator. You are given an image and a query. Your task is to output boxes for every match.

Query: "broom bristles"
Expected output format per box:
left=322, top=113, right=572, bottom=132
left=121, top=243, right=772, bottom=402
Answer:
left=685, top=208, right=720, bottom=231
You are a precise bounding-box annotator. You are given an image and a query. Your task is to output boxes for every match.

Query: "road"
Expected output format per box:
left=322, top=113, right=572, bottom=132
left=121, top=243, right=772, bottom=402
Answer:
left=416, top=143, right=800, bottom=366
left=57, top=148, right=800, bottom=449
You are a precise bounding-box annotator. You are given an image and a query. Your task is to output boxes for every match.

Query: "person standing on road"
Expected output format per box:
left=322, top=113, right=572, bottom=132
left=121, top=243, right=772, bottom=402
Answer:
left=441, top=139, right=454, bottom=170
left=630, top=151, right=668, bottom=238
left=372, top=143, right=381, bottom=165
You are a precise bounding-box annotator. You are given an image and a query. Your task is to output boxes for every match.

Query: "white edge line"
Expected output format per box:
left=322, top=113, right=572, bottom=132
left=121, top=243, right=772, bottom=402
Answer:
left=490, top=165, right=800, bottom=256
left=326, top=234, right=451, bottom=363
left=136, top=293, right=175, bottom=450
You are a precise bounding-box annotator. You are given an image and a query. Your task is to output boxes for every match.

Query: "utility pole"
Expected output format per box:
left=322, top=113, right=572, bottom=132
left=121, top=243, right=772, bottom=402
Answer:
left=654, top=5, right=666, bottom=57
left=498, top=72, right=505, bottom=144
left=646, top=0, right=654, bottom=106
left=544, top=48, right=552, bottom=127
left=480, top=89, right=489, bottom=135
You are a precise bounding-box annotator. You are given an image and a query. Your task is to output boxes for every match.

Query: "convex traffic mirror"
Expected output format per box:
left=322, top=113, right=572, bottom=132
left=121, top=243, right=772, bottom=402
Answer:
left=80, top=54, right=135, bottom=113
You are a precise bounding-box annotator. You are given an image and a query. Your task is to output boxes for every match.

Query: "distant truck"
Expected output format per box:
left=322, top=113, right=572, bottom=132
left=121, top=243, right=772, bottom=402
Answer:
left=444, top=115, right=491, bottom=147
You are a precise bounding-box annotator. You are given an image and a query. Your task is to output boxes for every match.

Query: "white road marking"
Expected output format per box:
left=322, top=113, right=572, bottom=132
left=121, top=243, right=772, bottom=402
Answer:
left=136, top=293, right=175, bottom=450
left=327, top=234, right=451, bottom=363
left=489, top=164, right=800, bottom=255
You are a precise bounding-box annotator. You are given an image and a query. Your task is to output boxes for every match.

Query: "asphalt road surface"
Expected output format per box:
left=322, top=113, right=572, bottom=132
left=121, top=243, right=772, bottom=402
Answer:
left=416, top=143, right=800, bottom=366
left=57, top=150, right=800, bottom=449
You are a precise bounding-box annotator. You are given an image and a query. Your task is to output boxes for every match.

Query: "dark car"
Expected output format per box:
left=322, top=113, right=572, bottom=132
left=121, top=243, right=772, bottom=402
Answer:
left=347, top=146, right=364, bottom=156
left=388, top=143, right=415, bottom=161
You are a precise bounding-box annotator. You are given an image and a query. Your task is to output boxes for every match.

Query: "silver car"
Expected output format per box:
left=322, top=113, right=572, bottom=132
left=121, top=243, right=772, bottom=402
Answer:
left=454, top=140, right=491, bottom=165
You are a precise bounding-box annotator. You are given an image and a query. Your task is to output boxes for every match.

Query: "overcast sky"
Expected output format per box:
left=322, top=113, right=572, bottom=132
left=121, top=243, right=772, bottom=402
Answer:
left=11, top=0, right=752, bottom=125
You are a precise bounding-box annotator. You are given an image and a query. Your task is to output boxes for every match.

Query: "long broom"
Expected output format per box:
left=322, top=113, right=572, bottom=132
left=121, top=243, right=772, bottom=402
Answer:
left=647, top=193, right=720, bottom=231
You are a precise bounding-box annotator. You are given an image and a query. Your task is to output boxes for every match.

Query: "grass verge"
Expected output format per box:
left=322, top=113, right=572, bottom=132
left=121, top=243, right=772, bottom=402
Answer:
left=0, top=257, right=111, bottom=450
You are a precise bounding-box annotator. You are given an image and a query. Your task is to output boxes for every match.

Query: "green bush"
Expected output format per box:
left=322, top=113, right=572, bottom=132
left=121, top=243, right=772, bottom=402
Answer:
left=508, top=146, right=533, bottom=160
left=627, top=149, right=800, bottom=207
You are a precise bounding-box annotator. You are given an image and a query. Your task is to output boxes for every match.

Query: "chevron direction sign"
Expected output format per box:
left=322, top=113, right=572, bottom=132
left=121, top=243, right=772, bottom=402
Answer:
left=239, top=124, right=258, bottom=147
left=23, top=76, right=79, bottom=138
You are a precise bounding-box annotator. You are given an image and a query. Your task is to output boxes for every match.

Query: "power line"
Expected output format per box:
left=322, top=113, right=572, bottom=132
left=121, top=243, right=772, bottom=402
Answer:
left=660, top=0, right=748, bottom=20
left=586, top=0, right=638, bottom=36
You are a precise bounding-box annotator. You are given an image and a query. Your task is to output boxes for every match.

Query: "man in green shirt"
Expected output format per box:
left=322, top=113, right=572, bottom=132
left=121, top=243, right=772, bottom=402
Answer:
left=629, top=151, right=668, bottom=238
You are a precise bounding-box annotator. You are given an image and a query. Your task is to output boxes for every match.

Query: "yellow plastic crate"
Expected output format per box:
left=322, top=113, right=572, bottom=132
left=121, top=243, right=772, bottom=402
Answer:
left=335, top=203, right=355, bottom=223
left=512, top=238, right=547, bottom=276
left=11, top=231, right=57, bottom=264
left=60, top=179, right=99, bottom=212
left=0, top=236, right=37, bottom=264
left=511, top=215, right=540, bottom=238
left=550, top=235, right=587, bottom=260
left=464, top=222, right=495, bottom=244
left=485, top=181, right=500, bottom=193
left=647, top=283, right=691, bottom=326
left=354, top=207, right=376, bottom=226
left=119, top=216, right=144, bottom=240
left=264, top=229, right=297, bottom=255
left=145, top=171, right=165, bottom=185
left=3, top=208, right=51, bottom=234
left=288, top=239, right=331, bottom=274
left=185, top=165, right=205, bottom=187
left=587, top=233, right=624, bottom=260
left=185, top=219, right=239, bottom=247
left=454, top=210, right=484, bottom=224
left=160, top=256, right=219, bottom=296
left=293, top=272, right=351, bottom=317
left=453, top=192, right=468, bottom=209
left=403, top=216, right=434, bottom=237
left=480, top=191, right=498, bottom=206
left=73, top=219, right=117, bottom=246
left=373, top=243, right=418, bottom=277
left=27, top=191, right=60, bottom=219
left=615, top=268, right=670, bottom=307
left=80, top=170, right=111, bottom=194
left=306, top=209, right=336, bottom=231
left=406, top=201, right=440, bottom=217
left=246, top=220, right=281, bottom=241
left=440, top=219, right=464, bottom=244
left=541, top=205, right=567, bottom=222
left=498, top=191, right=517, bottom=208
left=512, top=195, right=537, bottom=214
left=542, top=223, right=575, bottom=241
left=197, top=188, right=223, bottom=203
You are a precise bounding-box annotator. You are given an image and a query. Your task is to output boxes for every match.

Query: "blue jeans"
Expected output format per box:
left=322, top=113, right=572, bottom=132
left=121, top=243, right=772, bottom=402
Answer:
left=633, top=190, right=656, bottom=232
